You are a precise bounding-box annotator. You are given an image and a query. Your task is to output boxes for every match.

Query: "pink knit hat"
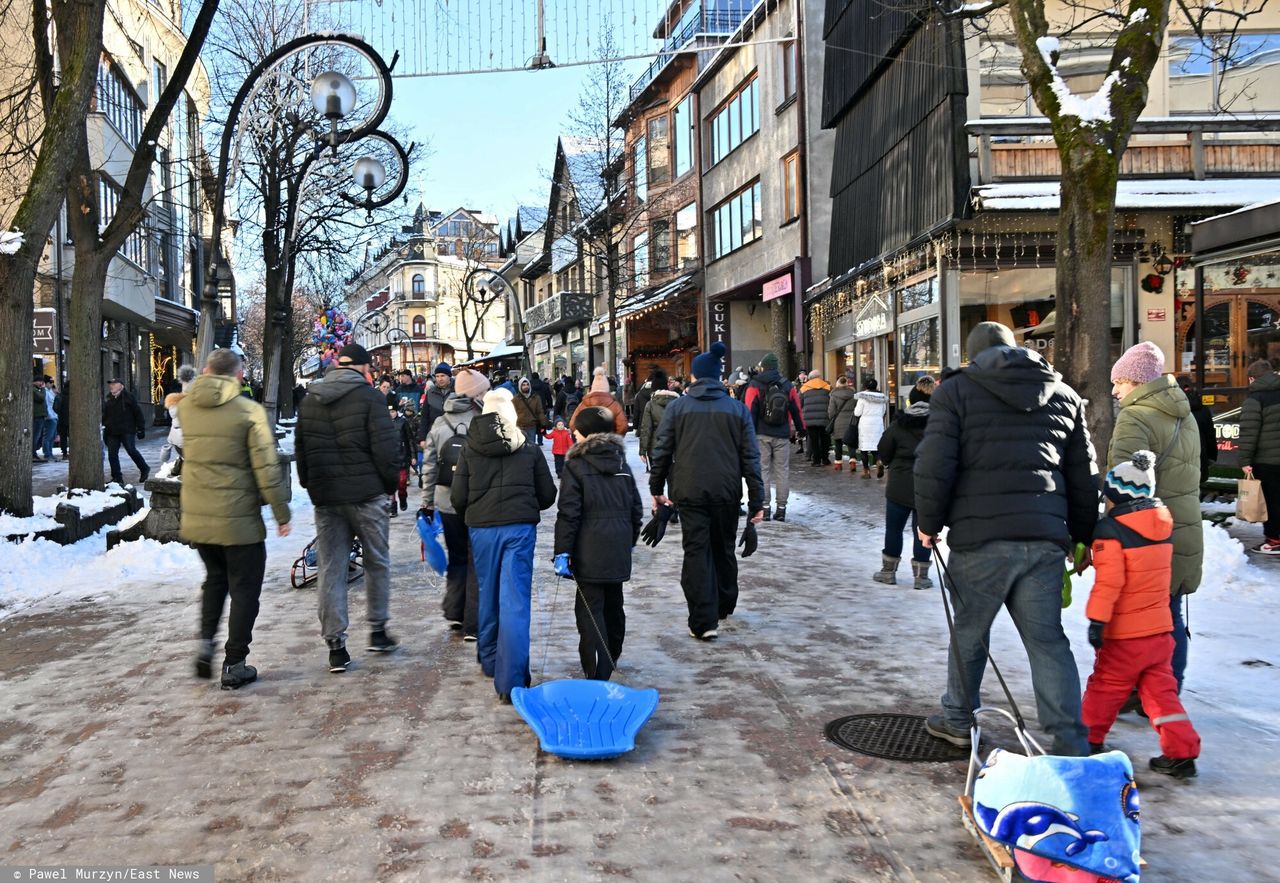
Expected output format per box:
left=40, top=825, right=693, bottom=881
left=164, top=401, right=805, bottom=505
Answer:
left=1111, top=342, right=1165, bottom=384
left=590, top=366, right=610, bottom=393
left=453, top=367, right=490, bottom=400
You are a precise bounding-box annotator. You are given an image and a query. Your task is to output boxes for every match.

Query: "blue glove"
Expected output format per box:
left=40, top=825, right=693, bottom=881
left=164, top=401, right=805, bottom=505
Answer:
left=554, top=553, right=573, bottom=579
left=1088, top=620, right=1105, bottom=649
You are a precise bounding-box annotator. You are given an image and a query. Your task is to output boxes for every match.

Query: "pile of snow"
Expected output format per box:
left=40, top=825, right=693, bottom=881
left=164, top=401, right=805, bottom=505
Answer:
left=0, top=529, right=199, bottom=620
left=0, top=230, right=23, bottom=255
left=1, top=485, right=134, bottom=537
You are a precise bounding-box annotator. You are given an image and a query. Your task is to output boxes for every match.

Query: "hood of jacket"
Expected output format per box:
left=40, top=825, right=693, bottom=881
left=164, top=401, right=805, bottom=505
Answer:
left=801, top=378, right=832, bottom=393
left=467, top=412, right=525, bottom=457
left=518, top=376, right=533, bottom=395
left=855, top=390, right=888, bottom=404
left=899, top=401, right=930, bottom=428
left=651, top=389, right=679, bottom=402
left=965, top=345, right=1060, bottom=413
left=1251, top=371, right=1280, bottom=394
left=164, top=391, right=186, bottom=410
left=752, top=368, right=784, bottom=387
left=565, top=433, right=627, bottom=473
left=308, top=368, right=373, bottom=405
left=686, top=378, right=728, bottom=400
left=444, top=393, right=479, bottom=414
left=1120, top=374, right=1191, bottom=420
left=1110, top=498, right=1174, bottom=541
left=185, top=374, right=244, bottom=409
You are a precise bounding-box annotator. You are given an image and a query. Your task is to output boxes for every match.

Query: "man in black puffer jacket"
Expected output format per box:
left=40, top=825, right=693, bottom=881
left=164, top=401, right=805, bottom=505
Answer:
left=451, top=388, right=557, bottom=701
left=554, top=407, right=643, bottom=680
left=296, top=344, right=402, bottom=673
left=650, top=342, right=765, bottom=640
left=914, top=322, right=1099, bottom=757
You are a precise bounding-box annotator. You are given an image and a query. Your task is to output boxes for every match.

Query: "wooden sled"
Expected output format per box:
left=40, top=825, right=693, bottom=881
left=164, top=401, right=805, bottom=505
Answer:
left=958, top=707, right=1146, bottom=883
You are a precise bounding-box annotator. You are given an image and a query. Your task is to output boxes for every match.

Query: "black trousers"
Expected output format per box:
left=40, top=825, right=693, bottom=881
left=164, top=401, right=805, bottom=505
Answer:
left=806, top=427, right=830, bottom=464
left=1254, top=462, right=1280, bottom=540
left=105, top=432, right=148, bottom=484
left=678, top=503, right=740, bottom=635
left=197, top=542, right=267, bottom=665
left=440, top=511, right=479, bottom=635
left=574, top=580, right=625, bottom=680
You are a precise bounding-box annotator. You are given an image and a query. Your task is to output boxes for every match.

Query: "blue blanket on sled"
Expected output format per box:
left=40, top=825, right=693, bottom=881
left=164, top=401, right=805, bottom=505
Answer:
left=972, top=748, right=1141, bottom=883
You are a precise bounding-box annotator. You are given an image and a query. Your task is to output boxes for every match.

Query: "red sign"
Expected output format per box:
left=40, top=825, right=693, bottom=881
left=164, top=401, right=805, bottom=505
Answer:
left=1146, top=309, right=1167, bottom=322
left=762, top=274, right=792, bottom=302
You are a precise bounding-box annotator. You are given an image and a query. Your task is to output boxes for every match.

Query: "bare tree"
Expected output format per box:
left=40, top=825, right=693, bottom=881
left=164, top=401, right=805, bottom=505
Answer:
left=944, top=0, right=1267, bottom=446
left=0, top=0, right=108, bottom=515
left=446, top=218, right=504, bottom=360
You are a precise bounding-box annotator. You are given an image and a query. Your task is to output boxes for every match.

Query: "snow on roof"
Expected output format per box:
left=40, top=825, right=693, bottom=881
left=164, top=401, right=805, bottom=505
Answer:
left=1198, top=196, right=1280, bottom=225
left=974, top=178, right=1280, bottom=211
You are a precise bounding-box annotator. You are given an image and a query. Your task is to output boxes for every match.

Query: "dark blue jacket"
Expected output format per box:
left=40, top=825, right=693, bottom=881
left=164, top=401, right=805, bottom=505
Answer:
left=912, top=346, right=1099, bottom=552
left=648, top=378, right=765, bottom=512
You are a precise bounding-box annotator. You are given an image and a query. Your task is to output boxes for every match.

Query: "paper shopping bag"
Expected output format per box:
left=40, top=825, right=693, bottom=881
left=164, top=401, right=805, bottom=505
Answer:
left=1237, top=478, right=1269, bottom=523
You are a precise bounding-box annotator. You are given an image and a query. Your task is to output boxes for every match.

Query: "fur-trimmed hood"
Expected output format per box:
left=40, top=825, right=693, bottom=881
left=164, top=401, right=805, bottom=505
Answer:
left=565, top=432, right=627, bottom=473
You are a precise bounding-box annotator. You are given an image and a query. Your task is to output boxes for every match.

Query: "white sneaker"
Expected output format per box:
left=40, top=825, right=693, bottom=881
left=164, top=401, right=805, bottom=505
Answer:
left=689, top=628, right=718, bottom=640
left=1250, top=540, right=1280, bottom=555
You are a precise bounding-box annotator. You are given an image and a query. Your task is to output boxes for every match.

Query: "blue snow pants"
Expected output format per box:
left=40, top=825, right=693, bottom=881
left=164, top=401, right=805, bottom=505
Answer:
left=469, top=523, right=537, bottom=699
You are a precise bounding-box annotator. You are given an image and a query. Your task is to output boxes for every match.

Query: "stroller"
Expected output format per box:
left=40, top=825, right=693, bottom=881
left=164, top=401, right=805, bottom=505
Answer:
left=290, top=537, right=364, bottom=589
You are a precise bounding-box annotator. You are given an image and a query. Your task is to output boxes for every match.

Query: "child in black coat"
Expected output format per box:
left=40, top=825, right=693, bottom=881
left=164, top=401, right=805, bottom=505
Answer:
left=553, top=406, right=643, bottom=680
left=388, top=404, right=416, bottom=515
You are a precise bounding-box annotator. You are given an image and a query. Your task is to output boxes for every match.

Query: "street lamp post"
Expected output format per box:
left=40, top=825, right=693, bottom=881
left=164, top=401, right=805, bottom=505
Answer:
left=463, top=267, right=531, bottom=378
left=195, top=33, right=396, bottom=366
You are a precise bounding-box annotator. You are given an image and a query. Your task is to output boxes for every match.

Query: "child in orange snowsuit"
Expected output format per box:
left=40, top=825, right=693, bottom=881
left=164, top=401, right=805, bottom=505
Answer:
left=546, top=420, right=573, bottom=478
left=1082, top=450, right=1201, bottom=779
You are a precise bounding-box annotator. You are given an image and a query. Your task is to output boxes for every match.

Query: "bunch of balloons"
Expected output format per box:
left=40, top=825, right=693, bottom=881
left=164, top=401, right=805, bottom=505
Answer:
left=312, top=309, right=354, bottom=368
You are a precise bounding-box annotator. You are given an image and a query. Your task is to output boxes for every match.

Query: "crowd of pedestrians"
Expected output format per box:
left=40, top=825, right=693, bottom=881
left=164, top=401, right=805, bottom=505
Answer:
left=156, top=320, right=1280, bottom=786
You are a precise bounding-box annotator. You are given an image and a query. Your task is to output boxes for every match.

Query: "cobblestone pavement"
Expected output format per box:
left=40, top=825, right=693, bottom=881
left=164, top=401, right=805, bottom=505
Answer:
left=4, top=436, right=1278, bottom=881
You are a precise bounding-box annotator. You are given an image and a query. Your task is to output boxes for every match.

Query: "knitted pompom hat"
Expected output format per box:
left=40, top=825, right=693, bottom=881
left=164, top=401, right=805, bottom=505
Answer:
left=691, top=341, right=727, bottom=380
left=454, top=367, right=490, bottom=400
left=1104, top=449, right=1157, bottom=504
left=590, top=366, right=611, bottom=393
left=1111, top=342, right=1165, bottom=385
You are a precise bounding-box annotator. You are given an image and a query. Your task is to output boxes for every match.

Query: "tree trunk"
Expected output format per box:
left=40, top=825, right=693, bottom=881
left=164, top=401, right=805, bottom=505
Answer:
left=66, top=251, right=109, bottom=491
left=771, top=298, right=790, bottom=378
left=0, top=0, right=107, bottom=515
left=1054, top=147, right=1120, bottom=455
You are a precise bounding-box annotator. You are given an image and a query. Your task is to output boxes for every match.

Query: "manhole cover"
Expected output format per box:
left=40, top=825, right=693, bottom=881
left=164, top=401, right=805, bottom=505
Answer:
left=825, top=713, right=972, bottom=762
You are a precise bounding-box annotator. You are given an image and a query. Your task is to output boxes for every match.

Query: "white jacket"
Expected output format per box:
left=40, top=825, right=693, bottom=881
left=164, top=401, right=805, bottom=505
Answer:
left=853, top=390, right=889, bottom=452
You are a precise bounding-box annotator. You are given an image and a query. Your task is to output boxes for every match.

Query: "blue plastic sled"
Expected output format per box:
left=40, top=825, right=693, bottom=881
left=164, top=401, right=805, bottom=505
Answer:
left=415, top=511, right=448, bottom=576
left=511, top=680, right=660, bottom=760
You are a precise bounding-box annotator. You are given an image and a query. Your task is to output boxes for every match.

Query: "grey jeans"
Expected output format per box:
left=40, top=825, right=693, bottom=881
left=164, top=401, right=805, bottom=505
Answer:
left=940, top=540, right=1089, bottom=756
left=316, top=498, right=392, bottom=648
left=758, top=436, right=791, bottom=507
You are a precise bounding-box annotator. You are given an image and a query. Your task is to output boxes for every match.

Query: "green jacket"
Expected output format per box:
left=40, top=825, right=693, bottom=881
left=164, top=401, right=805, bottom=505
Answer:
left=1238, top=371, right=1280, bottom=467
left=1108, top=375, right=1202, bottom=595
left=178, top=374, right=290, bottom=546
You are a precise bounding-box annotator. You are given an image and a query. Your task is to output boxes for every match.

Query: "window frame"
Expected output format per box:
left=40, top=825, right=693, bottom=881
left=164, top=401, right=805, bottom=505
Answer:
left=633, top=231, right=650, bottom=291
left=633, top=137, right=648, bottom=203
left=647, top=114, right=670, bottom=187
left=411, top=273, right=426, bottom=297
left=707, top=72, right=761, bottom=167
left=96, top=54, right=143, bottom=147
left=675, top=202, right=698, bottom=267
left=673, top=94, right=694, bottom=178
left=412, top=315, right=426, bottom=338
left=779, top=40, right=798, bottom=106
left=781, top=150, right=801, bottom=224
left=708, top=178, right=763, bottom=262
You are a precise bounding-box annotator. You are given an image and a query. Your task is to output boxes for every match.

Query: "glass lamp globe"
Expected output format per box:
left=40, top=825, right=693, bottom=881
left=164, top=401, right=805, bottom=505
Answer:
left=353, top=156, right=387, bottom=192
left=310, top=71, right=357, bottom=120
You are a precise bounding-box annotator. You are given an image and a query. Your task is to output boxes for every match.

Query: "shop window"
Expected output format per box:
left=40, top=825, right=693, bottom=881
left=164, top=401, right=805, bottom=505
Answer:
left=782, top=151, right=800, bottom=223
left=899, top=316, right=941, bottom=393
left=676, top=203, right=698, bottom=267
left=898, top=277, right=938, bottom=311
left=648, top=115, right=669, bottom=187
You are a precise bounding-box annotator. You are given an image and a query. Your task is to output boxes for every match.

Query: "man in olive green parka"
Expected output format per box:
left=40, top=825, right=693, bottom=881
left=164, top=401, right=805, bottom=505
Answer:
left=179, top=348, right=291, bottom=691
left=1109, top=342, right=1202, bottom=689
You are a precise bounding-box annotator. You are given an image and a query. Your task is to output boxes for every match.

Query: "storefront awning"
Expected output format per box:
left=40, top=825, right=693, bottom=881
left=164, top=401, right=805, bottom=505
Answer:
left=614, top=273, right=697, bottom=322
left=455, top=340, right=525, bottom=366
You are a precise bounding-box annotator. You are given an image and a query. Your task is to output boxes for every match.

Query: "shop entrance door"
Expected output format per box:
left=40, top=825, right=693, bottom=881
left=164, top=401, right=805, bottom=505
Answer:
left=1179, top=292, right=1280, bottom=405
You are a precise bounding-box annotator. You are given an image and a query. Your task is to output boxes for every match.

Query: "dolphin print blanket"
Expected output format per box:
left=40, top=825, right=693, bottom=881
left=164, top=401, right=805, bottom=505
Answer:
left=972, top=748, right=1141, bottom=883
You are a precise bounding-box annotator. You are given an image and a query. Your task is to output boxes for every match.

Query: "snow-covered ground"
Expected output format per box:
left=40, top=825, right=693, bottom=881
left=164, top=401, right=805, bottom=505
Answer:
left=0, top=484, right=137, bottom=537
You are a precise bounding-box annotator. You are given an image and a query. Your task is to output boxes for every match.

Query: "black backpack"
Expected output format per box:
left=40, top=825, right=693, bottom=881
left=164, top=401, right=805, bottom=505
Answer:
left=436, top=418, right=466, bottom=487
left=761, top=381, right=789, bottom=427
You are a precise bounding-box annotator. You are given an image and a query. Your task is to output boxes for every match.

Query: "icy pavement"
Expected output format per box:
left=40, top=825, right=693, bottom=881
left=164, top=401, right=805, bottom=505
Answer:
left=1, top=436, right=1278, bottom=881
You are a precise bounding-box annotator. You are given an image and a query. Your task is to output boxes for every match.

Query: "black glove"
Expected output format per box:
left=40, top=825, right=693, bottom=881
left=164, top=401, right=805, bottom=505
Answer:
left=640, top=503, right=674, bottom=547
left=1088, top=620, right=1105, bottom=650
left=738, top=522, right=757, bottom=558
left=136, top=429, right=146, bottom=440
left=417, top=507, right=434, bottom=523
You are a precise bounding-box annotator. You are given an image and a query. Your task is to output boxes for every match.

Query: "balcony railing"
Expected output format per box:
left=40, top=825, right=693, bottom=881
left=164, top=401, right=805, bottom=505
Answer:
left=629, top=3, right=753, bottom=102
left=525, top=291, right=594, bottom=335
left=968, top=113, right=1280, bottom=184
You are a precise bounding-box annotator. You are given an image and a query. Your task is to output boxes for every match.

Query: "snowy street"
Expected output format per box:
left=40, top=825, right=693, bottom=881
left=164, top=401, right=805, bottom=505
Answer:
left=2, top=434, right=1278, bottom=882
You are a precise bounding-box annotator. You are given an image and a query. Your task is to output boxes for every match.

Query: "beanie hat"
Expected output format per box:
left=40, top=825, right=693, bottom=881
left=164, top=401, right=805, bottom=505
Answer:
left=574, top=406, right=614, bottom=438
left=434, top=362, right=453, bottom=376
left=760, top=352, right=779, bottom=371
left=482, top=388, right=519, bottom=433
left=651, top=368, right=668, bottom=389
left=177, top=365, right=197, bottom=391
left=1248, top=359, right=1274, bottom=380
left=454, top=367, right=490, bottom=400
left=1104, top=449, right=1157, bottom=504
left=908, top=386, right=931, bottom=405
left=692, top=341, right=727, bottom=380
left=591, top=366, right=611, bottom=393
left=1111, top=342, right=1165, bottom=384
left=966, top=321, right=1016, bottom=359
left=337, top=343, right=372, bottom=366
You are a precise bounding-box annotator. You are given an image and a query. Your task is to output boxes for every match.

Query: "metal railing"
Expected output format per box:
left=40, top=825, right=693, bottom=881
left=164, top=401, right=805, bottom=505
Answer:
left=629, top=4, right=753, bottom=101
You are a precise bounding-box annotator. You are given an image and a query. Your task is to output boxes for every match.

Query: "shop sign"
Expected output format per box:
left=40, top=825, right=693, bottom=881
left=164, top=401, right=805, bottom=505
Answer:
left=33, top=308, right=55, bottom=353
left=534, top=339, right=551, bottom=355
left=854, top=295, right=891, bottom=340
left=568, top=326, right=583, bottom=343
left=1146, top=309, right=1167, bottom=322
left=762, top=273, right=792, bottom=302
left=1214, top=408, right=1241, bottom=467
left=708, top=297, right=732, bottom=360
left=570, top=342, right=586, bottom=362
